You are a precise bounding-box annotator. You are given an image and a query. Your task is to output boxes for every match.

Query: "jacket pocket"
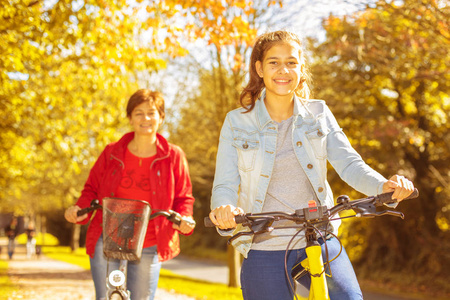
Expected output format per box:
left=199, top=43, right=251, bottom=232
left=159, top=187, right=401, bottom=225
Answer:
left=232, top=134, right=259, bottom=172
left=306, top=118, right=330, bottom=160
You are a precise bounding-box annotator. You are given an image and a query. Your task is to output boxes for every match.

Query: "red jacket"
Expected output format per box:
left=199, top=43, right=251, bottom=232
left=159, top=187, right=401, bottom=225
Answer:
left=76, top=132, right=195, bottom=262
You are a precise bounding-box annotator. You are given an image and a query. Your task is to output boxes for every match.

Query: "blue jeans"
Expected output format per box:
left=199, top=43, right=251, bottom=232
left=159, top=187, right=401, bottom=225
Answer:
left=90, top=235, right=161, bottom=300
left=241, top=238, right=362, bottom=300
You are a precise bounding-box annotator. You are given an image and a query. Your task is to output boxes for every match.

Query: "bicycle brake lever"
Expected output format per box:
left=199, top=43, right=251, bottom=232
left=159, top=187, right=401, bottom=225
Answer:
left=375, top=210, right=405, bottom=219
left=355, top=208, right=404, bottom=219
left=227, top=217, right=275, bottom=245
left=251, top=217, right=275, bottom=234
left=352, top=202, right=404, bottom=219
left=227, top=231, right=254, bottom=245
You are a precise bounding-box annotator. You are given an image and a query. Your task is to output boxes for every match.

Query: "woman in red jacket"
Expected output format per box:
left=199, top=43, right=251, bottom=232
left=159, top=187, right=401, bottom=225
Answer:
left=65, top=89, right=196, bottom=300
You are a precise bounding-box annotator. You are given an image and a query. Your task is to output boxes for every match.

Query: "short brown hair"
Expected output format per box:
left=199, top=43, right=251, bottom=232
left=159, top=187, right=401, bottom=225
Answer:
left=126, top=89, right=165, bottom=120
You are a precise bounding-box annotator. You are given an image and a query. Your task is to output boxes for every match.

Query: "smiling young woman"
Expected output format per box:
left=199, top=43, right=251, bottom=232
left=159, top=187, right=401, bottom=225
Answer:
left=208, top=30, right=415, bottom=300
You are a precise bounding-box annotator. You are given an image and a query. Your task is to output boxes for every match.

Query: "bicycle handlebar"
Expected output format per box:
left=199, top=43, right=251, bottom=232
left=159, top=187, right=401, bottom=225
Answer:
left=75, top=199, right=194, bottom=227
left=204, top=188, right=419, bottom=228
left=329, top=188, right=419, bottom=217
left=150, top=210, right=181, bottom=226
left=77, top=199, right=101, bottom=216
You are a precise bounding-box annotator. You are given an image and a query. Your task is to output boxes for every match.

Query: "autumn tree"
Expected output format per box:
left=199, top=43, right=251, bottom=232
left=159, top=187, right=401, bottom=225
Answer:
left=310, top=0, right=449, bottom=293
left=1, top=0, right=231, bottom=246
left=1, top=0, right=172, bottom=214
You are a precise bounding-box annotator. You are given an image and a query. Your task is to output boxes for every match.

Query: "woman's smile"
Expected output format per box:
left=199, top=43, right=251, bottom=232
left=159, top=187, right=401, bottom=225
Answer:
left=273, top=78, right=291, bottom=84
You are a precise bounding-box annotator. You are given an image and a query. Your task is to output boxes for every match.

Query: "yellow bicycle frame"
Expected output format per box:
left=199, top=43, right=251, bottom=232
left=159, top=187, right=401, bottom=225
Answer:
left=296, top=244, right=330, bottom=300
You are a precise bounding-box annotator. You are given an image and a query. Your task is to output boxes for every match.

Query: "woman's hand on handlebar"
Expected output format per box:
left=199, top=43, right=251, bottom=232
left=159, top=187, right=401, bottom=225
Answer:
left=173, top=216, right=196, bottom=234
left=209, top=205, right=244, bottom=230
left=382, top=175, right=415, bottom=201
left=64, top=205, right=88, bottom=223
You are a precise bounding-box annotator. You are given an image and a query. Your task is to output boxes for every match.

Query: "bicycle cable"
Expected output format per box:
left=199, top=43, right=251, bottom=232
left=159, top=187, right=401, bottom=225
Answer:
left=284, top=228, right=304, bottom=300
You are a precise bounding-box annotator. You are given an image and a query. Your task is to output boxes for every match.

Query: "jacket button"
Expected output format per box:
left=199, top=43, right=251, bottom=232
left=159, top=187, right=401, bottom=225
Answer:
left=243, top=142, right=248, bottom=149
left=110, top=192, right=114, bottom=196
left=296, top=141, right=302, bottom=147
left=317, top=130, right=324, bottom=137
left=318, top=187, right=324, bottom=193
left=307, top=164, right=313, bottom=169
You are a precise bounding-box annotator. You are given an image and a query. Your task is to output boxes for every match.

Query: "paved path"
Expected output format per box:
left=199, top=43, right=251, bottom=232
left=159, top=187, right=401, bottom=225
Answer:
left=162, top=256, right=229, bottom=284
left=1, top=239, right=193, bottom=300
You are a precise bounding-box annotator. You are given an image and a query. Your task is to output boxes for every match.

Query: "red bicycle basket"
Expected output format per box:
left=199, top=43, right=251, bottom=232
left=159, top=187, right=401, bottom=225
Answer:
left=102, top=198, right=151, bottom=261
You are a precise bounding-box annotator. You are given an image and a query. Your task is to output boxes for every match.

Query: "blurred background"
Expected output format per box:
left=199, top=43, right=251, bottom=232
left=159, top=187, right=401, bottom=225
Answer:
left=1, top=0, right=449, bottom=297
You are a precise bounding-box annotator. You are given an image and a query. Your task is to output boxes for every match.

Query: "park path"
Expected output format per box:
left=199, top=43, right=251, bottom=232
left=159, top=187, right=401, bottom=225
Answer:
left=1, top=238, right=193, bottom=300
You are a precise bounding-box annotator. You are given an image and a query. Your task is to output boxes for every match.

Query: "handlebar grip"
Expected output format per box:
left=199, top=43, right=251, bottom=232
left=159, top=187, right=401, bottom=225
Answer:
left=235, top=215, right=247, bottom=223
left=204, top=214, right=247, bottom=228
left=77, top=206, right=94, bottom=216
left=377, top=188, right=419, bottom=205
left=204, top=217, right=215, bottom=227
left=168, top=211, right=182, bottom=226
left=76, top=199, right=100, bottom=216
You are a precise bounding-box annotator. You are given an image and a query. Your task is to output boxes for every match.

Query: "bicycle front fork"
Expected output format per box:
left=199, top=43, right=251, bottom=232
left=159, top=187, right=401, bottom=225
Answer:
left=107, top=259, right=131, bottom=300
left=303, top=244, right=330, bottom=300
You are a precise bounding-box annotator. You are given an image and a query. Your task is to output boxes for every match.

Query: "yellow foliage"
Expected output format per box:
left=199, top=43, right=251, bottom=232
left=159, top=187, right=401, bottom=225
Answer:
left=436, top=216, right=449, bottom=231
left=16, top=232, right=60, bottom=246
left=1, top=0, right=278, bottom=213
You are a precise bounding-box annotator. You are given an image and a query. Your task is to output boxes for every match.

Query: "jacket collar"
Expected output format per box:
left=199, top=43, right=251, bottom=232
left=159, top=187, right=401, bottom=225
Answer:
left=111, top=132, right=170, bottom=159
left=255, top=89, right=313, bottom=130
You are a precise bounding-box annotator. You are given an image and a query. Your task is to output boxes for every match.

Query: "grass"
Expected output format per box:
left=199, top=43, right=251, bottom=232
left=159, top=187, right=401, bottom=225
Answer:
left=16, top=232, right=60, bottom=246
left=43, top=246, right=243, bottom=300
left=0, top=259, right=17, bottom=299
left=158, top=270, right=243, bottom=300
left=43, top=246, right=90, bottom=267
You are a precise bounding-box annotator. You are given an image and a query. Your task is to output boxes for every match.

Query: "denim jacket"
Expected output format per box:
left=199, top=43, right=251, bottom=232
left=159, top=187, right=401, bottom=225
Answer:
left=211, top=92, right=387, bottom=258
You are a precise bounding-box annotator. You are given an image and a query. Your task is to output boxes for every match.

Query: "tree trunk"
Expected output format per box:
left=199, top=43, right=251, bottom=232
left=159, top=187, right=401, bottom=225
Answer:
left=70, top=224, right=81, bottom=252
left=41, top=215, right=47, bottom=246
left=227, top=244, right=241, bottom=287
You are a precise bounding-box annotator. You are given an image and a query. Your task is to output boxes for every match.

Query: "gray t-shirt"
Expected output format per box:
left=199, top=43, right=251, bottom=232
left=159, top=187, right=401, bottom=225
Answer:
left=251, top=116, right=318, bottom=250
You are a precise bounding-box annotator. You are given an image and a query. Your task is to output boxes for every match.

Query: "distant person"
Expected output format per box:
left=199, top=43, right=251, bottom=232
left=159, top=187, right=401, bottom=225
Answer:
left=35, top=245, right=42, bottom=258
left=5, top=217, right=18, bottom=260
left=64, top=89, right=196, bottom=300
left=25, top=222, right=36, bottom=259
left=208, top=30, right=415, bottom=300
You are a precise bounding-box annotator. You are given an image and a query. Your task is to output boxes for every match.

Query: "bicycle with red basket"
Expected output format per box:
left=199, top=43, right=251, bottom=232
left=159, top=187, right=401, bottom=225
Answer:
left=77, top=197, right=193, bottom=300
